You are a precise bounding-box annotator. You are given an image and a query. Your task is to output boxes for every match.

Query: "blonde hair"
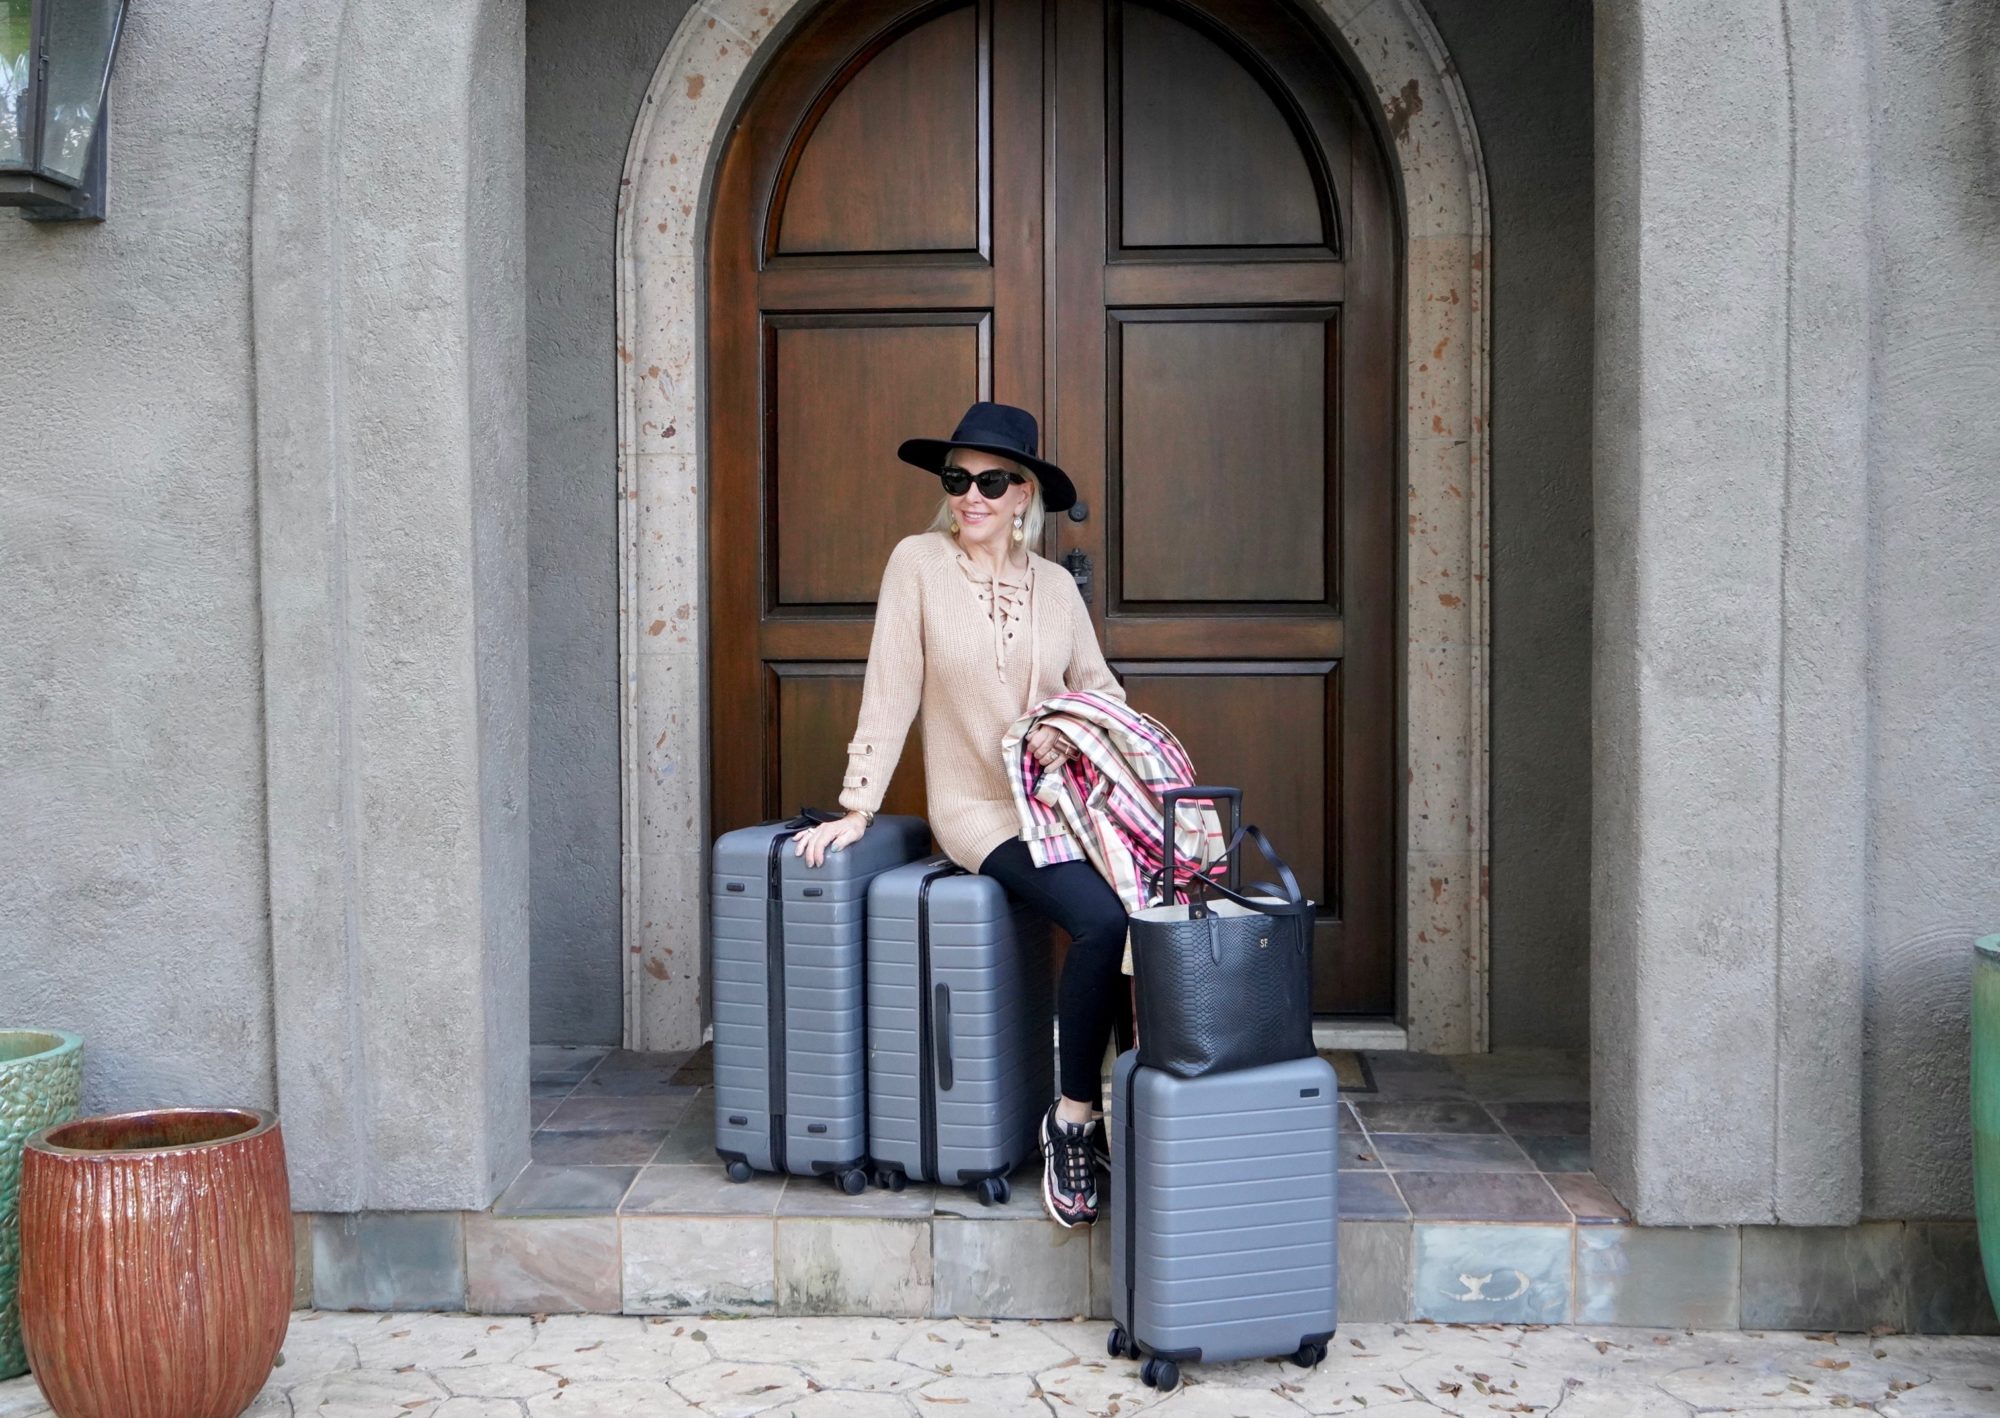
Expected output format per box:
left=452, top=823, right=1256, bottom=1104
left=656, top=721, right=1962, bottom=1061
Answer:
left=925, top=455, right=1047, bottom=551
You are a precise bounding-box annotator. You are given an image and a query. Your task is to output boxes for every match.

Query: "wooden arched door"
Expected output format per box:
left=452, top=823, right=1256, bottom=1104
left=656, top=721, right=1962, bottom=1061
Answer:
left=708, top=0, right=1397, bottom=1014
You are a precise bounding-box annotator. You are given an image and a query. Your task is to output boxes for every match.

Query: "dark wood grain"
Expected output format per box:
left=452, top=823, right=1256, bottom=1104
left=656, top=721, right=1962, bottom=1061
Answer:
left=1114, top=311, right=1331, bottom=603
left=776, top=5, right=981, bottom=255
left=773, top=318, right=982, bottom=605
left=710, top=0, right=1397, bottom=1011
left=773, top=664, right=929, bottom=820
left=1117, top=0, right=1324, bottom=249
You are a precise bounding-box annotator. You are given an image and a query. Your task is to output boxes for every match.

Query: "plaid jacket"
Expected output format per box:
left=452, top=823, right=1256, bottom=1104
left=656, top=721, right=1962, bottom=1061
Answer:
left=1000, top=691, right=1228, bottom=919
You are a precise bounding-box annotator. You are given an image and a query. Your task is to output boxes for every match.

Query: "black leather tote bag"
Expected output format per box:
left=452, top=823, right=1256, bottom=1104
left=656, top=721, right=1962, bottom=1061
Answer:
left=1129, top=787, right=1316, bottom=1079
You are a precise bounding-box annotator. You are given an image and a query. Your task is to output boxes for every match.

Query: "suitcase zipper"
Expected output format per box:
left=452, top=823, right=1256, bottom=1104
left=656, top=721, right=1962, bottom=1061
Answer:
left=1122, top=1062, right=1138, bottom=1339
left=915, top=865, right=962, bottom=1185
left=765, top=834, right=789, bottom=1174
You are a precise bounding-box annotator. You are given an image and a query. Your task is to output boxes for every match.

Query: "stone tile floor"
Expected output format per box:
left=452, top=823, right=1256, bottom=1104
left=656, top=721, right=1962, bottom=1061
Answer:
left=514, top=1043, right=1616, bottom=1225
left=7, top=1312, right=1999, bottom=1417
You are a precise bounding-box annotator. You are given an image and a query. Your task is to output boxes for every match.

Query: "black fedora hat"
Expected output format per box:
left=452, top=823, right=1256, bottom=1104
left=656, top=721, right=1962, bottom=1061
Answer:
left=898, top=401, right=1077, bottom=513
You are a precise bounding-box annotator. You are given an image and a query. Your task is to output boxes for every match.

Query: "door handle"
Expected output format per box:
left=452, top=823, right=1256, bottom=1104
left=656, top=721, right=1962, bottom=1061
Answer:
left=1064, top=548, right=1093, bottom=604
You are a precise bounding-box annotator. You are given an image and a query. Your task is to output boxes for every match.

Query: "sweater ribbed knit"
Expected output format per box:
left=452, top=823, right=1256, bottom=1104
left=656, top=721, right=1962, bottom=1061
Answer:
left=839, top=531, right=1125, bottom=870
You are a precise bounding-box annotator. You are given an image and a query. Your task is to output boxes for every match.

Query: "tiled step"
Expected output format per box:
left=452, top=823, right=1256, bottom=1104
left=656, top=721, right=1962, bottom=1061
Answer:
left=309, top=1043, right=1982, bottom=1332
left=301, top=1198, right=1999, bottom=1333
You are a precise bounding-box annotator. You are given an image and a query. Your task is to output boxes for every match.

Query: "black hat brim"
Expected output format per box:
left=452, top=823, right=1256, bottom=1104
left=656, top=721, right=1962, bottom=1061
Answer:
left=898, top=437, right=1078, bottom=514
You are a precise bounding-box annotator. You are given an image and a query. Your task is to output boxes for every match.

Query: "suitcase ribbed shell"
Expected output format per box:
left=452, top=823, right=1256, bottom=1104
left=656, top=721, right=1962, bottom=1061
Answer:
left=711, top=815, right=929, bottom=1180
left=866, top=859, right=1053, bottom=1189
left=1111, top=1051, right=1339, bottom=1366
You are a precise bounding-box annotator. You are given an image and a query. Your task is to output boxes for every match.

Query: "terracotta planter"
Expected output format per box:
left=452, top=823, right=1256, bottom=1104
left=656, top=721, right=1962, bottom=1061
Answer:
left=19, top=1109, right=292, bottom=1418
left=0, top=1031, right=83, bottom=1380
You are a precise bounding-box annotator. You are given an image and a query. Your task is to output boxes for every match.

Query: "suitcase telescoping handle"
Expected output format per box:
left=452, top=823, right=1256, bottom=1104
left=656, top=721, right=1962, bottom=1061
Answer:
left=763, top=807, right=844, bottom=831
left=1159, top=786, right=1242, bottom=897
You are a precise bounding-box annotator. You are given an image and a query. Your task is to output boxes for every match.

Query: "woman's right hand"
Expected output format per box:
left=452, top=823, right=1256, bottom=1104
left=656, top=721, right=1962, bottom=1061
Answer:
left=792, top=811, right=869, bottom=868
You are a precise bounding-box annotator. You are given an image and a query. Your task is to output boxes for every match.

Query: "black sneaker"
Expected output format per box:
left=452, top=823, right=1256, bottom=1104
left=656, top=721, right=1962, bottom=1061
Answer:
left=1040, top=1103, right=1100, bottom=1228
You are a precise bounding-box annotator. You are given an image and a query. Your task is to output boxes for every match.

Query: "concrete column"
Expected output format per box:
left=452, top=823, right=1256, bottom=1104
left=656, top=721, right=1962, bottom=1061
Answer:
left=253, top=0, right=530, bottom=1211
left=1592, top=0, right=1871, bottom=1225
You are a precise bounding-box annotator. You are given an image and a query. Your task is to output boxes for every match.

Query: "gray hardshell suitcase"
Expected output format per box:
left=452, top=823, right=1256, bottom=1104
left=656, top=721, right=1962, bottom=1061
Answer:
left=711, top=812, right=930, bottom=1193
left=865, top=858, right=1053, bottom=1205
left=1108, top=1050, right=1338, bottom=1392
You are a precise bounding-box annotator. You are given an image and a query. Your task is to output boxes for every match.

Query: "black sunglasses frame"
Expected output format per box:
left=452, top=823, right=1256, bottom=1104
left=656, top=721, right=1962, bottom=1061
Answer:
left=938, top=464, right=1027, bottom=499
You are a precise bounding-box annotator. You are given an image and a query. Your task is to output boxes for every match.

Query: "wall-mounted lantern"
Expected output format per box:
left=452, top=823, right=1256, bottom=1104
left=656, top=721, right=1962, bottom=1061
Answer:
left=1, top=0, right=128, bottom=221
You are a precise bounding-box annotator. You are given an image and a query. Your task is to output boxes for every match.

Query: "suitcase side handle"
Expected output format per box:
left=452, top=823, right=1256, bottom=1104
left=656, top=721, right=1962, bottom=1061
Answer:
left=932, top=983, right=954, bottom=1092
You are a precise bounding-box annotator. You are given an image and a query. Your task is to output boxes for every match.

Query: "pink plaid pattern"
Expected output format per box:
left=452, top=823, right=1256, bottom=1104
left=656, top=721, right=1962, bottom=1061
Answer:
left=1000, top=691, right=1228, bottom=914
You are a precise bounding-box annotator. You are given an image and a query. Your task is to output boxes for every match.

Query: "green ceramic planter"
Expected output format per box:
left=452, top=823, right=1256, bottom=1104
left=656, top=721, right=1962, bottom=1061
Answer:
left=0, top=1030, right=82, bottom=1380
left=1975, top=938, right=2000, bottom=1317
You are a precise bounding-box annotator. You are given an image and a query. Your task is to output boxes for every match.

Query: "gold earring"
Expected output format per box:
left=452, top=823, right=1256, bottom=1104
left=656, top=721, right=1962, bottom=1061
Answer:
left=1011, top=512, right=1024, bottom=544
left=949, top=515, right=961, bottom=536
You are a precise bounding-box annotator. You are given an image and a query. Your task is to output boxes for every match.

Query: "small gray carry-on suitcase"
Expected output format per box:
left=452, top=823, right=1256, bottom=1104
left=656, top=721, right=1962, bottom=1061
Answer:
left=865, top=857, right=1053, bottom=1205
left=711, top=811, right=930, bottom=1193
left=1108, top=1050, right=1339, bottom=1392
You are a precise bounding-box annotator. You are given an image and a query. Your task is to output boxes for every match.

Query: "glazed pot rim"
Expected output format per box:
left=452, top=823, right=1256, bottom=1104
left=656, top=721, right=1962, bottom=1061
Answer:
left=26, top=1106, right=279, bottom=1157
left=0, top=1029, right=83, bottom=1067
left=1979, top=935, right=2000, bottom=962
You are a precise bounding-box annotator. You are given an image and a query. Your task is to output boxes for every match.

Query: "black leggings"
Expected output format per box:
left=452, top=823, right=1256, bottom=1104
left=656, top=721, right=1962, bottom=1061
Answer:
left=978, top=836, right=1133, bottom=1111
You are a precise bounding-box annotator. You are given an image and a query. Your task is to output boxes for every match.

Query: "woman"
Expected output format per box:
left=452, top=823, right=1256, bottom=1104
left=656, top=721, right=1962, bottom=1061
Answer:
left=790, top=401, right=1129, bottom=1228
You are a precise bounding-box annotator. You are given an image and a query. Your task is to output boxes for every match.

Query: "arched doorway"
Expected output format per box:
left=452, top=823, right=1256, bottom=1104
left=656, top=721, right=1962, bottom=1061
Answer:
left=706, top=0, right=1398, bottom=1012
left=615, top=0, right=1490, bottom=1053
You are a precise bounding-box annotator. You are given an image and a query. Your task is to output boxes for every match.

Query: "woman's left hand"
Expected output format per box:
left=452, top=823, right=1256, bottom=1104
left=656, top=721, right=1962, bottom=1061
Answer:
left=1026, top=725, right=1076, bottom=770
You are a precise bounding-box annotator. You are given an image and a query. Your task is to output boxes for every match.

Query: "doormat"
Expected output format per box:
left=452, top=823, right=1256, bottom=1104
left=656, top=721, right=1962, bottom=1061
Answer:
left=1320, top=1049, right=1377, bottom=1095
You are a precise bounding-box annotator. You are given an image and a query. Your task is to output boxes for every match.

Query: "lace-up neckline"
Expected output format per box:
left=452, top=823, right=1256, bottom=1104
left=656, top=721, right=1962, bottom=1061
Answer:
left=951, top=542, right=1039, bottom=705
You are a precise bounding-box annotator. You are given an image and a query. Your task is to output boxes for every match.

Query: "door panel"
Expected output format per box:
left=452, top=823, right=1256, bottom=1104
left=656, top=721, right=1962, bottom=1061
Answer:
left=774, top=665, right=929, bottom=821
left=1117, top=1, right=1326, bottom=249
left=772, top=317, right=986, bottom=607
left=711, top=0, right=1396, bottom=1015
left=775, top=5, right=983, bottom=255
left=1113, top=311, right=1332, bottom=605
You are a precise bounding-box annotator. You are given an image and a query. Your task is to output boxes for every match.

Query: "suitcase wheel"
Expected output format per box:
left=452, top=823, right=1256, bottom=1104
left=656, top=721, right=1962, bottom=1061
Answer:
left=975, top=1175, right=1010, bottom=1207
left=837, top=1167, right=869, bottom=1196
left=1291, top=1340, right=1328, bottom=1368
left=1106, top=1327, right=1130, bottom=1360
left=724, top=1160, right=754, bottom=1184
left=1139, top=1357, right=1179, bottom=1392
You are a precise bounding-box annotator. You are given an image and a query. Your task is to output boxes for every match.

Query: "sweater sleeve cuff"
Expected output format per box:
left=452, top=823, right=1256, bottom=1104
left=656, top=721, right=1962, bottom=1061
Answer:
left=837, top=742, right=887, bottom=815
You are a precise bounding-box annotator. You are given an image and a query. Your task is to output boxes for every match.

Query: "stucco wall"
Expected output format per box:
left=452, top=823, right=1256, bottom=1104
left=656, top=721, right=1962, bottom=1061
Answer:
left=1859, top=0, right=2000, bottom=1220
left=0, top=0, right=277, bottom=1112
left=1418, top=0, right=1594, bottom=1050
left=526, top=0, right=698, bottom=1043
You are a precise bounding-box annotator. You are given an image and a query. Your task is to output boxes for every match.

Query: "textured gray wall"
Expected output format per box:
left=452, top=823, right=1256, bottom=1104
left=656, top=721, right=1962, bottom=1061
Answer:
left=0, top=0, right=278, bottom=1114
left=526, top=0, right=698, bottom=1044
left=1418, top=0, right=1594, bottom=1050
left=1859, top=0, right=2000, bottom=1220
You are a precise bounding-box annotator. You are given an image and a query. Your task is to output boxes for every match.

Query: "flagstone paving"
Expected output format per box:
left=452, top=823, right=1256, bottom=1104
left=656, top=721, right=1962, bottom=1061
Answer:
left=3, top=1312, right=1998, bottom=1417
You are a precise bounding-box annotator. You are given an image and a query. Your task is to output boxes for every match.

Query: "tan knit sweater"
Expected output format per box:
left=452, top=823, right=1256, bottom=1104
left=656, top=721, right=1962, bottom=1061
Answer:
left=839, top=531, right=1126, bottom=870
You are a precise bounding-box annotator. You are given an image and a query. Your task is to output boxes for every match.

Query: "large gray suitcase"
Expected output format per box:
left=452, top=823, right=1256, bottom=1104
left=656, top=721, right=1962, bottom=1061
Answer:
left=865, top=858, right=1053, bottom=1205
left=1108, top=1050, right=1338, bottom=1391
left=711, top=812, right=930, bottom=1192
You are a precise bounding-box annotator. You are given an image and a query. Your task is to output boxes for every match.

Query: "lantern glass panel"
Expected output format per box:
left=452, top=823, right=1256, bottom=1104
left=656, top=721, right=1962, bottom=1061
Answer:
left=42, top=0, right=121, bottom=182
left=0, top=0, right=30, bottom=169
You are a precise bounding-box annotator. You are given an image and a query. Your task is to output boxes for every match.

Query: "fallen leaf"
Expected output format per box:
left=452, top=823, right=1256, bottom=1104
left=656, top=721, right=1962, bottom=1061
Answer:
left=574, top=1341, right=603, bottom=1353
left=1812, top=1358, right=1852, bottom=1371
left=923, top=1399, right=970, bottom=1406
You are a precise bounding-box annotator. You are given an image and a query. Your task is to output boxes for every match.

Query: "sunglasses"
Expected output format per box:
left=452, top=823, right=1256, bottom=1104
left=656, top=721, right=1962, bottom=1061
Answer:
left=938, top=464, right=1026, bottom=500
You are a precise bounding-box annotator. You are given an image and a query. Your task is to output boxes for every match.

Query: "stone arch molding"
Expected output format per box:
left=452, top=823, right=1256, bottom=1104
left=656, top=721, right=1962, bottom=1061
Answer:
left=617, top=0, right=1491, bottom=1052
